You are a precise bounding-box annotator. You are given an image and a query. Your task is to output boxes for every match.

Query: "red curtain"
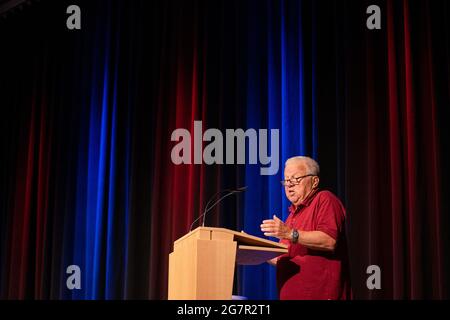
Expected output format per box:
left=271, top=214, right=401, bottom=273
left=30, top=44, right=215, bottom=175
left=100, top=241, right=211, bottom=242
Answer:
left=344, top=0, right=448, bottom=299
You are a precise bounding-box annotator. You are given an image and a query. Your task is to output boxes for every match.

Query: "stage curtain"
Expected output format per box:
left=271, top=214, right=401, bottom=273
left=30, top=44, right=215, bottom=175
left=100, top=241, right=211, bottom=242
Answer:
left=0, top=0, right=449, bottom=299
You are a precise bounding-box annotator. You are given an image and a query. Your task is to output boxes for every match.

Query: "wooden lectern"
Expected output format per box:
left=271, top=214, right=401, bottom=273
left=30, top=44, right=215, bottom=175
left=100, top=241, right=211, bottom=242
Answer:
left=168, top=227, right=288, bottom=300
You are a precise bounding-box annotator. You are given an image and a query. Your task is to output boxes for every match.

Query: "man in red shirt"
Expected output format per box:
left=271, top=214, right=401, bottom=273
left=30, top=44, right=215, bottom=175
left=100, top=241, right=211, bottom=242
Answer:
left=260, top=156, right=351, bottom=300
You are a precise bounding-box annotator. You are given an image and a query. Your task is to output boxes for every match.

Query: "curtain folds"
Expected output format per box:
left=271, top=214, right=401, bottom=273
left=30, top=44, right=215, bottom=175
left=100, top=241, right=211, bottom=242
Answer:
left=0, top=0, right=449, bottom=299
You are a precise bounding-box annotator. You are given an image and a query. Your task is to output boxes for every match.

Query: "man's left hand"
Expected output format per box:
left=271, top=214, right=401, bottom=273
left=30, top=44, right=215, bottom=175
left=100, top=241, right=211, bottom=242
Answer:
left=260, top=215, right=292, bottom=240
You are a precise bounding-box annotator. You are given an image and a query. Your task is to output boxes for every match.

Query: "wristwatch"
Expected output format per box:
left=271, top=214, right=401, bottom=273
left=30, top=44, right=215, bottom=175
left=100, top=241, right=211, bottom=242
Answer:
left=291, top=229, right=299, bottom=243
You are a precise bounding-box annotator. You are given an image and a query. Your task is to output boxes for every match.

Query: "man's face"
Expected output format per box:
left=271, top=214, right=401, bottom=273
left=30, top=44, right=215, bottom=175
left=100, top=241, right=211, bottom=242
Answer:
left=283, top=162, right=317, bottom=207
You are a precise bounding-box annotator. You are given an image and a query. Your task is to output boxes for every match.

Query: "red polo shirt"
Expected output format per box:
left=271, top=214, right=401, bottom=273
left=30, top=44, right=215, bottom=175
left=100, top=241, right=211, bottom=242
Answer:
left=277, top=189, right=351, bottom=300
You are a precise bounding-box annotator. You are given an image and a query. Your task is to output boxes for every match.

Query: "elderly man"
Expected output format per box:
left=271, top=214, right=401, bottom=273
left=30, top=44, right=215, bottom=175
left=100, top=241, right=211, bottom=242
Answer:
left=260, top=156, right=351, bottom=300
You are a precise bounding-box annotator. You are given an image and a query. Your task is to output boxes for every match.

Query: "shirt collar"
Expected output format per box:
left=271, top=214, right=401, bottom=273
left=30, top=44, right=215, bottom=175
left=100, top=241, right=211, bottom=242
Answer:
left=288, top=188, right=320, bottom=214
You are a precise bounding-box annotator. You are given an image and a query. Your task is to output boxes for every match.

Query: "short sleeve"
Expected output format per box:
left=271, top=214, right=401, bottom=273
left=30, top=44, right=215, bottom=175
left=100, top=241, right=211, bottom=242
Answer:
left=315, top=192, right=345, bottom=240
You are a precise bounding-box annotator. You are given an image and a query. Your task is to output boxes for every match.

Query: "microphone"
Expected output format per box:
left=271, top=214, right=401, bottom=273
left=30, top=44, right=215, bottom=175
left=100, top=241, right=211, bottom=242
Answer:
left=189, top=186, right=247, bottom=231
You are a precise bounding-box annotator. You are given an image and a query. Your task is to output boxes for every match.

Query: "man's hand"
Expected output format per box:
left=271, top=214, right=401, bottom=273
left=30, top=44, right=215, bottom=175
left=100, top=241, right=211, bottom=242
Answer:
left=260, top=215, right=292, bottom=240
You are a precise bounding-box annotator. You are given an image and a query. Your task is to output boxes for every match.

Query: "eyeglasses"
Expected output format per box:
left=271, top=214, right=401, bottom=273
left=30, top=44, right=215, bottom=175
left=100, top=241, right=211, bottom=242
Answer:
left=280, top=174, right=315, bottom=186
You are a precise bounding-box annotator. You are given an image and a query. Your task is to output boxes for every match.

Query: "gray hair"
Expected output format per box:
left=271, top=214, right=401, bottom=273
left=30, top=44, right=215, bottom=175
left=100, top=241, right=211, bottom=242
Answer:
left=285, top=156, right=320, bottom=176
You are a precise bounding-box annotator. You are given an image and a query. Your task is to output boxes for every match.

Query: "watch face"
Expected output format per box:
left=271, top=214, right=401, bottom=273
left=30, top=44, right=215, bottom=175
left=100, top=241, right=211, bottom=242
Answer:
left=292, top=230, right=299, bottom=241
